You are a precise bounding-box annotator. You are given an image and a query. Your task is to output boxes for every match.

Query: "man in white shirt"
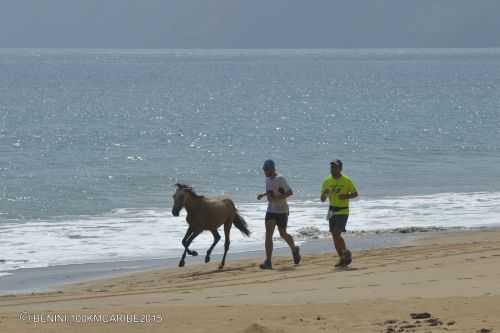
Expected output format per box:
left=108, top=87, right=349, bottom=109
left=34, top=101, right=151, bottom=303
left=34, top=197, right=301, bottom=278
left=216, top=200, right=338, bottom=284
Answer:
left=257, top=159, right=301, bottom=269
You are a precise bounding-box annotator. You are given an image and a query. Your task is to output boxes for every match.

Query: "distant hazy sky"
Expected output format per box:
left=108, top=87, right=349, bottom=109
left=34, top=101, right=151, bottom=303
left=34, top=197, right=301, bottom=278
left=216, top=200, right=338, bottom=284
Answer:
left=1, top=0, right=499, bottom=48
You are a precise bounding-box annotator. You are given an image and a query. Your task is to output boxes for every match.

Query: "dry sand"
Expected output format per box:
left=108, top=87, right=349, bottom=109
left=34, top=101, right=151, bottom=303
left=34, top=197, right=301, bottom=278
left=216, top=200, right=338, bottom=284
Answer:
left=1, top=229, right=499, bottom=332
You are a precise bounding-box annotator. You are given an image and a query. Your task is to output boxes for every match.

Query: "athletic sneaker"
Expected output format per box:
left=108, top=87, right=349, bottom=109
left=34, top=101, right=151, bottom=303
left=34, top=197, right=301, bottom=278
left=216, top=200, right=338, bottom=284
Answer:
left=341, top=249, right=352, bottom=267
left=259, top=259, right=273, bottom=270
left=334, top=258, right=345, bottom=267
left=292, top=246, right=301, bottom=265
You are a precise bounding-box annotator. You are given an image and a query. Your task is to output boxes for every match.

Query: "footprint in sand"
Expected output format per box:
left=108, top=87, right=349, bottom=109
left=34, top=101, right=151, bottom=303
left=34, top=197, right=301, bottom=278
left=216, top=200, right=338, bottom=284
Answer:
left=95, top=289, right=109, bottom=293
left=402, top=282, right=420, bottom=286
left=244, top=322, right=282, bottom=333
left=477, top=329, right=492, bottom=333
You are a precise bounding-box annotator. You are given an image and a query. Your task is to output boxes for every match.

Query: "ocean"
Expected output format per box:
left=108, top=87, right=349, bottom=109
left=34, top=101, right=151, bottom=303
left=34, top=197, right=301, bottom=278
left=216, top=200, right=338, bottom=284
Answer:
left=1, top=48, right=500, bottom=275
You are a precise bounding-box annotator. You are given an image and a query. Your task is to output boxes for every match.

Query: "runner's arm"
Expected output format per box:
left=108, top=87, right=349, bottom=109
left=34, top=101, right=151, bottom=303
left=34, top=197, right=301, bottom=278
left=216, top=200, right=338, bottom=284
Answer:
left=257, top=191, right=274, bottom=200
left=320, top=190, right=329, bottom=202
left=272, top=188, right=293, bottom=200
left=338, top=191, right=358, bottom=200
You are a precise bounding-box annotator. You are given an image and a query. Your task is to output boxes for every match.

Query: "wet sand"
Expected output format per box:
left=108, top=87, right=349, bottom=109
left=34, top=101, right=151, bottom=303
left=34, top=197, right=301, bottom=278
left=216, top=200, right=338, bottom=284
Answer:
left=1, top=228, right=499, bottom=332
left=0, top=230, right=413, bottom=294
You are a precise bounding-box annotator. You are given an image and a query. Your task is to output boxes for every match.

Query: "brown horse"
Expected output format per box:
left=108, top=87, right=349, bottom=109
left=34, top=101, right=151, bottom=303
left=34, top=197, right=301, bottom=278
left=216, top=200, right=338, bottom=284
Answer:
left=171, top=183, right=251, bottom=269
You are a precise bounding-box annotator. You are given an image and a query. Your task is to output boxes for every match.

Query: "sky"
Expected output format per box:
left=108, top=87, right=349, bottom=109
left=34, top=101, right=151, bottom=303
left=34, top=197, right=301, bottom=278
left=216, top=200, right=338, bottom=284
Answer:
left=0, top=0, right=499, bottom=48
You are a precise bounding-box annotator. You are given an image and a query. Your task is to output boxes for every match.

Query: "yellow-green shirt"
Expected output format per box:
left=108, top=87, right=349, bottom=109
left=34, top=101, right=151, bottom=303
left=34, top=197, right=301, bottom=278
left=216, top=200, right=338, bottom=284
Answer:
left=321, top=175, right=357, bottom=215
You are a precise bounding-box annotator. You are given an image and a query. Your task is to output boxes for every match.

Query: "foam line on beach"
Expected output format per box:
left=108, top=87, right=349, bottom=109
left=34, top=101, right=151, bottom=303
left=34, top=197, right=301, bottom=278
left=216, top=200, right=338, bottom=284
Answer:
left=1, top=191, right=499, bottom=275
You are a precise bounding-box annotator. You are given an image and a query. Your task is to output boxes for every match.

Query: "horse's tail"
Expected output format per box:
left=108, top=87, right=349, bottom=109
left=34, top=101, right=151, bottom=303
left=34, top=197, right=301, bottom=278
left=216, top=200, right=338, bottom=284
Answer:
left=234, top=213, right=251, bottom=237
left=226, top=199, right=251, bottom=236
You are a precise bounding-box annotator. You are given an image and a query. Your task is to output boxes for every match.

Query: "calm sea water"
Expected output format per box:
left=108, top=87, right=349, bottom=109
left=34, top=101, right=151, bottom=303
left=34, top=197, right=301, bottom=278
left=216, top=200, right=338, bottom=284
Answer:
left=1, top=49, right=500, bottom=274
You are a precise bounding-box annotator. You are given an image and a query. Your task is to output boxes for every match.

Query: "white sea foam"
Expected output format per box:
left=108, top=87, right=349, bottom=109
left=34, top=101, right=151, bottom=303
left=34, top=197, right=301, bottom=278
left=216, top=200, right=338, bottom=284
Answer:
left=0, top=191, right=499, bottom=274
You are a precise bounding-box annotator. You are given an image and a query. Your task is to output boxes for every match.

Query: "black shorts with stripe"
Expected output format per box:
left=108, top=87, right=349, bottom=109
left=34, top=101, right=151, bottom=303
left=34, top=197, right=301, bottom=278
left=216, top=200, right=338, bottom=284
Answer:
left=329, top=214, right=349, bottom=233
left=265, top=212, right=289, bottom=229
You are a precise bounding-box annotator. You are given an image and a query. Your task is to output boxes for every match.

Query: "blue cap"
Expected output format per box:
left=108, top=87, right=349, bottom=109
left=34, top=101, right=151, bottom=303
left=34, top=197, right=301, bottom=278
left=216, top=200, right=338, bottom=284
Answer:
left=262, top=159, right=275, bottom=171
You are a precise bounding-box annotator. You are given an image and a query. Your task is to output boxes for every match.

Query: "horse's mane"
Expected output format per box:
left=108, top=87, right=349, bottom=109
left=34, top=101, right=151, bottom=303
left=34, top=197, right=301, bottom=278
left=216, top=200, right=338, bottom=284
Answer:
left=175, top=183, right=205, bottom=199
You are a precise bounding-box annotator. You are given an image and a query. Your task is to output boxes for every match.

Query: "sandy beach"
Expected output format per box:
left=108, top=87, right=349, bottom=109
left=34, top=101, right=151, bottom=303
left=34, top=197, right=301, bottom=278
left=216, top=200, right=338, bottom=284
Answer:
left=1, top=229, right=499, bottom=332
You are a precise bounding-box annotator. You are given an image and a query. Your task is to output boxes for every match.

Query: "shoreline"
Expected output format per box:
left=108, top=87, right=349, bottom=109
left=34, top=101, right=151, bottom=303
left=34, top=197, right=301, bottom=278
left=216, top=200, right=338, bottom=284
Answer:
left=3, top=190, right=500, bottom=283
left=1, top=226, right=489, bottom=295
left=0, top=227, right=437, bottom=295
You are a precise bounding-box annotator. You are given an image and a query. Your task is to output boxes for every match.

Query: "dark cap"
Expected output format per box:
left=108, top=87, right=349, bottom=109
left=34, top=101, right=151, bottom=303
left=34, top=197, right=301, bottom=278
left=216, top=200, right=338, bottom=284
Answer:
left=330, top=159, right=343, bottom=170
left=262, top=159, right=275, bottom=171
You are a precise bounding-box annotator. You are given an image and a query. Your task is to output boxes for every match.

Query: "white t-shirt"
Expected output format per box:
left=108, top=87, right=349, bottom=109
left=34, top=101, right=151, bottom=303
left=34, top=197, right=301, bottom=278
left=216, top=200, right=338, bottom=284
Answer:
left=265, top=174, right=292, bottom=213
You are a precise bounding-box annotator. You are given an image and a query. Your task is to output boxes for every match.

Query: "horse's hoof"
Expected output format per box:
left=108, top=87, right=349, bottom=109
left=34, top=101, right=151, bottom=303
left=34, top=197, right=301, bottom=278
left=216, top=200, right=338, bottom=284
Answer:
left=218, top=265, right=224, bottom=270
left=205, top=256, right=210, bottom=263
left=179, top=261, right=185, bottom=267
left=189, top=250, right=198, bottom=256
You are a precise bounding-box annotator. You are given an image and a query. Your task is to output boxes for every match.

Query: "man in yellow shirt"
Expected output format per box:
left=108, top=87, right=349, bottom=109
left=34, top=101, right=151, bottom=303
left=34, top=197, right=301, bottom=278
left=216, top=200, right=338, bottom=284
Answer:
left=320, top=159, right=358, bottom=267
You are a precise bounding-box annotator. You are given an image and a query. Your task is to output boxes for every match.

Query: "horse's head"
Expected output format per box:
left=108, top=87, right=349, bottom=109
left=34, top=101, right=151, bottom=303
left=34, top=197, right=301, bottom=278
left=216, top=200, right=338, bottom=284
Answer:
left=172, top=183, right=192, bottom=216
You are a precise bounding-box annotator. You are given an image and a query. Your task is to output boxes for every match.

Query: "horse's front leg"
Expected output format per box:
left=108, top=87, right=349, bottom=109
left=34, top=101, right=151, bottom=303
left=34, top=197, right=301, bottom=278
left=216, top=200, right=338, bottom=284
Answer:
left=179, top=229, right=202, bottom=267
left=181, top=226, right=198, bottom=257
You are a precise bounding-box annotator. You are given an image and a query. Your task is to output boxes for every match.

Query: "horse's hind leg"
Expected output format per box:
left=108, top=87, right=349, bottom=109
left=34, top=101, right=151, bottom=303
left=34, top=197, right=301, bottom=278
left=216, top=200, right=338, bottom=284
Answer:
left=219, top=222, right=231, bottom=270
left=179, top=230, right=201, bottom=267
left=205, top=229, right=221, bottom=263
left=182, top=226, right=198, bottom=256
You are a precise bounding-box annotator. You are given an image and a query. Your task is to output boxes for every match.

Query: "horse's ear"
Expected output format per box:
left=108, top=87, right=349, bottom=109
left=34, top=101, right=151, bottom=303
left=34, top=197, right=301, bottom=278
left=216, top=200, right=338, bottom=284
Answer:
left=174, top=183, right=192, bottom=191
